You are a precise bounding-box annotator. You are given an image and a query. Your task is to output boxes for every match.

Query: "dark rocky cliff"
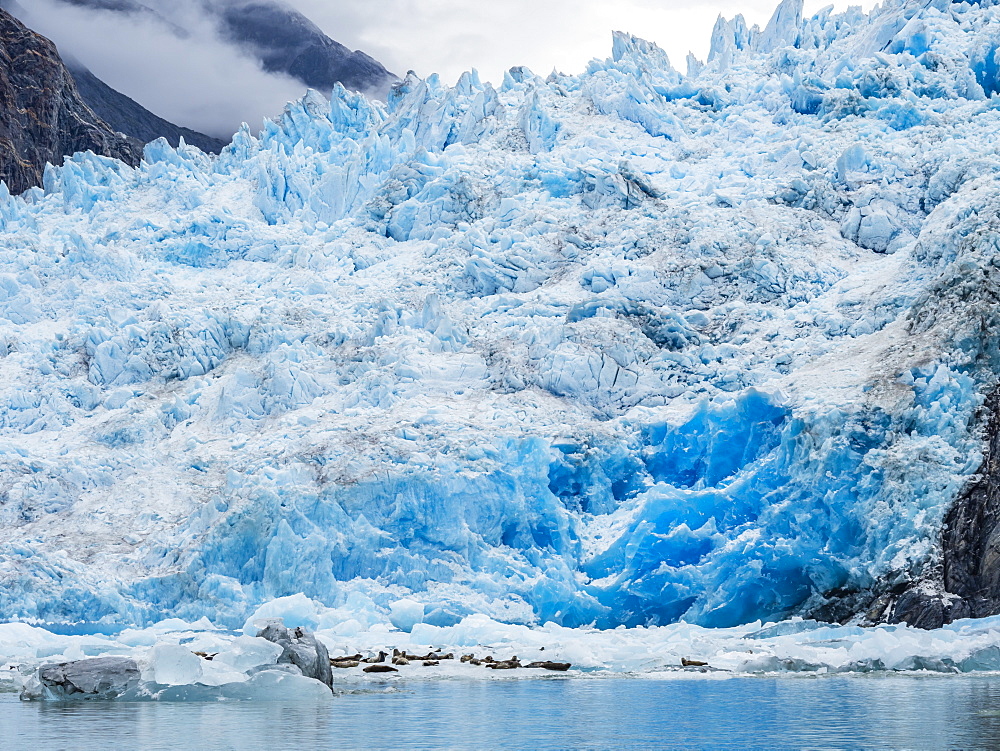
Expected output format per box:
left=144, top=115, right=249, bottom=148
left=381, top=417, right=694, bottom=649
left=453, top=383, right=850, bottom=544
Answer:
left=882, top=392, right=1000, bottom=628
left=0, top=0, right=224, bottom=152
left=804, top=392, right=1000, bottom=630
left=0, top=8, right=140, bottom=194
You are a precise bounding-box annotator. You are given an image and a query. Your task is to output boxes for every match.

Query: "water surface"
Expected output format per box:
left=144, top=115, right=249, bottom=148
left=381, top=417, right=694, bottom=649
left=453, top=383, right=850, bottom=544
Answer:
left=4, top=674, right=1000, bottom=750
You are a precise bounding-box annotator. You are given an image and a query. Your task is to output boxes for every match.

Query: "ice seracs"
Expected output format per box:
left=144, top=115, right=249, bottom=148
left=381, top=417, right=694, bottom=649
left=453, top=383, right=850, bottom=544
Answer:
left=2, top=0, right=1000, bottom=638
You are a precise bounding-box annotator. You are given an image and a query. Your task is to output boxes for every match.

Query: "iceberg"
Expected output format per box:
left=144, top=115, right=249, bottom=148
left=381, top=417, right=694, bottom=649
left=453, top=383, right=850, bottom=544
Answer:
left=11, top=611, right=1000, bottom=702
left=20, top=657, right=141, bottom=701
left=2, top=0, right=1000, bottom=654
left=11, top=620, right=336, bottom=701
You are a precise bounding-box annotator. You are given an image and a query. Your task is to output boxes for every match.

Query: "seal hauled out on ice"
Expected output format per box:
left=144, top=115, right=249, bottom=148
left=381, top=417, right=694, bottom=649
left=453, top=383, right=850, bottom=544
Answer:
left=363, top=664, right=398, bottom=673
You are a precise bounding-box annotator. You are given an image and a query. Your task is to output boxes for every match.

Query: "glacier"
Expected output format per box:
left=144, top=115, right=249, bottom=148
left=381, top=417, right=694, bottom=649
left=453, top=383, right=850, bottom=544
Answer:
left=3, top=0, right=1000, bottom=648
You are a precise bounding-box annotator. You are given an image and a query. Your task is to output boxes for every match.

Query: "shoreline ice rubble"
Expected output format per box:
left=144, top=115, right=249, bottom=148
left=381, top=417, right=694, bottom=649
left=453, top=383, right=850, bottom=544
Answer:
left=4, top=0, right=1000, bottom=671
left=12, top=595, right=1000, bottom=701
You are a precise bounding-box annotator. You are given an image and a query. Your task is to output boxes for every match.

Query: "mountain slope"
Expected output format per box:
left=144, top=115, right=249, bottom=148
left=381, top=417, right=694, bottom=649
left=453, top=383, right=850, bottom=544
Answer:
left=68, top=64, right=227, bottom=153
left=0, top=0, right=227, bottom=153
left=2, top=0, right=1000, bottom=632
left=210, top=0, right=396, bottom=96
left=44, top=0, right=397, bottom=97
left=0, top=7, right=140, bottom=194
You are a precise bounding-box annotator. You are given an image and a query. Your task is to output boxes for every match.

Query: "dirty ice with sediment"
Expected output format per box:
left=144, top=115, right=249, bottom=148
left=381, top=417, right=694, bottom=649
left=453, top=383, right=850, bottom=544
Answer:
left=4, top=0, right=1000, bottom=694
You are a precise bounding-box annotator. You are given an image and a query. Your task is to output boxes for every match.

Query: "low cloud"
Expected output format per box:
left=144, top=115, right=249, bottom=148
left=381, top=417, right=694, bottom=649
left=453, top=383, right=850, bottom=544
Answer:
left=18, top=0, right=307, bottom=139
left=12, top=0, right=879, bottom=140
left=287, top=0, right=878, bottom=86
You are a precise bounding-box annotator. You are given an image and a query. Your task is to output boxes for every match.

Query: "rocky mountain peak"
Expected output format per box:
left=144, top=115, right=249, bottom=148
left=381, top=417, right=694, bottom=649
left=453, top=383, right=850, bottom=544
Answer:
left=0, top=7, right=140, bottom=194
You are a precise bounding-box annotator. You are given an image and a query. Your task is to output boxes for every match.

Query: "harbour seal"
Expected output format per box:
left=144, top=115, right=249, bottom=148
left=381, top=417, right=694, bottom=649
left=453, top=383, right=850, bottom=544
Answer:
left=330, top=659, right=360, bottom=668
left=363, top=664, right=399, bottom=673
left=525, top=661, right=571, bottom=671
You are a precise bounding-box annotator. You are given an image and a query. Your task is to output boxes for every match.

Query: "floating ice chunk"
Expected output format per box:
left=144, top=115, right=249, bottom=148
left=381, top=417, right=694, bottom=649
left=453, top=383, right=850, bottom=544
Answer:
left=213, top=636, right=283, bottom=673
left=390, top=598, right=426, bottom=632
left=744, top=619, right=828, bottom=639
left=242, top=594, right=323, bottom=633
left=138, top=670, right=332, bottom=702
left=147, top=644, right=204, bottom=686
left=326, top=618, right=365, bottom=636
left=194, top=659, right=253, bottom=687
left=22, top=658, right=140, bottom=701
left=19, top=612, right=1000, bottom=687
left=959, top=646, right=1000, bottom=672
left=218, top=669, right=332, bottom=701
left=256, top=621, right=333, bottom=689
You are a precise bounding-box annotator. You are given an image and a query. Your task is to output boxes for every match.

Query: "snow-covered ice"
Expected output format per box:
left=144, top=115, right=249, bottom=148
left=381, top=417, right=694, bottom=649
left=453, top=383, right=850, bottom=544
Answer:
left=3, top=0, right=1000, bottom=672
left=11, top=606, right=1000, bottom=702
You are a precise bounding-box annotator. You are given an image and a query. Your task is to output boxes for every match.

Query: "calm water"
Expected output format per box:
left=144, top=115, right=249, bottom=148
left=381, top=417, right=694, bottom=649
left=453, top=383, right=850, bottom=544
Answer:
left=4, top=674, right=1000, bottom=750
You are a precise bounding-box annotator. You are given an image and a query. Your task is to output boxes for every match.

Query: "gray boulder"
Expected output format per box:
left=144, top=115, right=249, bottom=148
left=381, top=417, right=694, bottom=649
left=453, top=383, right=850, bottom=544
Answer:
left=256, top=621, right=333, bottom=689
left=28, top=657, right=140, bottom=700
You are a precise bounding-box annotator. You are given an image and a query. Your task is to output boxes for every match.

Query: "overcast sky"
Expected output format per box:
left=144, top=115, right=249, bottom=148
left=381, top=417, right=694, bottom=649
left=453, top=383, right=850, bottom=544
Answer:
left=21, top=0, right=305, bottom=137
left=291, top=0, right=877, bottom=85
left=21, top=0, right=877, bottom=139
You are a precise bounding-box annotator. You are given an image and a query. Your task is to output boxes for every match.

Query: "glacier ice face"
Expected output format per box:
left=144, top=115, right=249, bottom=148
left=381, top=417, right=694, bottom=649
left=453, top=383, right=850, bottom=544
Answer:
left=2, top=0, right=1000, bottom=633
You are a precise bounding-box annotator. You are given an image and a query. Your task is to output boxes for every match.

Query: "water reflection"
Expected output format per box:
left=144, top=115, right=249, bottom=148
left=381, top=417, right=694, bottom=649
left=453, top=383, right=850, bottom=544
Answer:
left=4, top=675, right=1000, bottom=750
